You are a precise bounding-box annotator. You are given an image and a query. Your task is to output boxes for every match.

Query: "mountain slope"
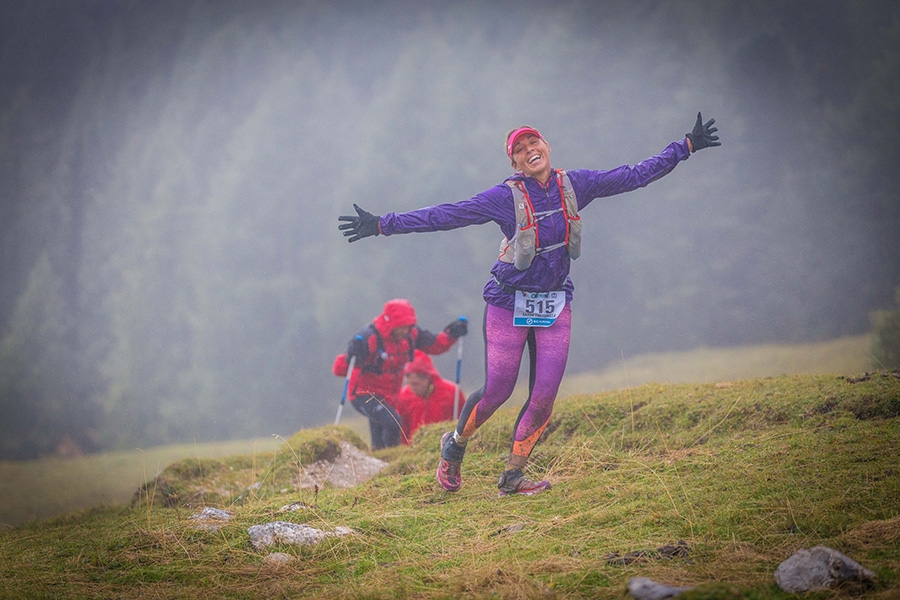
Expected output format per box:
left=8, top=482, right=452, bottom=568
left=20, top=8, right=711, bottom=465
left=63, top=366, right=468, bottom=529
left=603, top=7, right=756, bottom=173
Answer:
left=1, top=372, right=898, bottom=599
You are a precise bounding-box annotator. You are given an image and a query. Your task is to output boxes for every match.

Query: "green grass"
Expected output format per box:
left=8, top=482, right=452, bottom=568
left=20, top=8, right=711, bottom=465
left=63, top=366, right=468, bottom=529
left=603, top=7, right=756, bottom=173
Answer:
left=0, top=335, right=871, bottom=530
left=1, top=368, right=898, bottom=599
left=0, top=413, right=372, bottom=529
left=0, top=437, right=279, bottom=527
left=557, top=334, right=874, bottom=396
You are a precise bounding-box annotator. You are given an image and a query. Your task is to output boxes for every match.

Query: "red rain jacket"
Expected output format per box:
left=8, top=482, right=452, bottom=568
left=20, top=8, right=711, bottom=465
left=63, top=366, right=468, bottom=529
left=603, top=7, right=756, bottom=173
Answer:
left=395, top=351, right=465, bottom=445
left=332, top=299, right=456, bottom=407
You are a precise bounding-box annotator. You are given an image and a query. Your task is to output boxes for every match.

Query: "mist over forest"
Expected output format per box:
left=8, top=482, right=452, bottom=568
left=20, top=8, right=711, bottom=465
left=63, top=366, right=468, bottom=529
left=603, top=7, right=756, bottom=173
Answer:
left=1, top=0, right=898, bottom=459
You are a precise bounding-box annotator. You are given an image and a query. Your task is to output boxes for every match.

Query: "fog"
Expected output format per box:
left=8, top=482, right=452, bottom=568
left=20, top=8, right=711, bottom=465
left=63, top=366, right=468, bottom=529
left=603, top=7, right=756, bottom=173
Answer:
left=1, top=0, right=898, bottom=458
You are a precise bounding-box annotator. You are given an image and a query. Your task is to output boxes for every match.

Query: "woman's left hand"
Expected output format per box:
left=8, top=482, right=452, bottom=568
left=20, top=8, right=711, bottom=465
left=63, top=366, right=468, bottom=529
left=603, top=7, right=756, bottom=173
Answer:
left=685, top=112, right=720, bottom=152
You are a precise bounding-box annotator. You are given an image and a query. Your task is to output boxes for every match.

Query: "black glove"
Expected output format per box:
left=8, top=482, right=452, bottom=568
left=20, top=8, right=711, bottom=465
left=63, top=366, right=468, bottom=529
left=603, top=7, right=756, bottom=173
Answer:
left=685, top=112, right=720, bottom=152
left=443, top=317, right=468, bottom=338
left=338, top=203, right=381, bottom=243
left=347, top=334, right=368, bottom=360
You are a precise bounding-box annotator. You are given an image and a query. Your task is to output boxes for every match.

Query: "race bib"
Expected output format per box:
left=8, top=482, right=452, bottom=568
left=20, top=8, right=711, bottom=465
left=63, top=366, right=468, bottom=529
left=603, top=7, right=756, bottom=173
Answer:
left=513, top=290, right=566, bottom=327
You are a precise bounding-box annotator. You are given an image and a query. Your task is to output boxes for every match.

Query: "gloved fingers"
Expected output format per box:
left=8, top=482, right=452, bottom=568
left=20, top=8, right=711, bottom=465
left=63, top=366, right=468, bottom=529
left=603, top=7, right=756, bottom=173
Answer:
left=353, top=203, right=372, bottom=218
left=687, top=112, right=721, bottom=151
left=338, top=204, right=379, bottom=242
left=444, top=317, right=468, bottom=337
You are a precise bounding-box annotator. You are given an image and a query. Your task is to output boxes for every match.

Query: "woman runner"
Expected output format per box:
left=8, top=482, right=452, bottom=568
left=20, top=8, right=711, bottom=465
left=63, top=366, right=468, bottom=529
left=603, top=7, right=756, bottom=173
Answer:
left=338, top=112, right=720, bottom=495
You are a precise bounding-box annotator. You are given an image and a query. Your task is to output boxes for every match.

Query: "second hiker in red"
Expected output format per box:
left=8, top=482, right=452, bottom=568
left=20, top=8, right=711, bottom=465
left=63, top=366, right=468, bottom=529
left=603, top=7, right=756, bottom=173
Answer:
left=395, top=351, right=466, bottom=446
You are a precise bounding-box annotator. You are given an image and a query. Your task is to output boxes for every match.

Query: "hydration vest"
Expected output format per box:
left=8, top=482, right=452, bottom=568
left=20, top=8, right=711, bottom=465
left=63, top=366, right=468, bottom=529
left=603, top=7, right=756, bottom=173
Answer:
left=498, top=169, right=582, bottom=270
left=356, top=323, right=415, bottom=374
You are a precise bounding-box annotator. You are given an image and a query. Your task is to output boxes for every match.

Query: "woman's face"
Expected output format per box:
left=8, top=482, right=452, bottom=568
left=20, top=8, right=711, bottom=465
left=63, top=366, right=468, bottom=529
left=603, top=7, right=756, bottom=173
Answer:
left=405, top=372, right=431, bottom=398
left=510, top=134, right=552, bottom=181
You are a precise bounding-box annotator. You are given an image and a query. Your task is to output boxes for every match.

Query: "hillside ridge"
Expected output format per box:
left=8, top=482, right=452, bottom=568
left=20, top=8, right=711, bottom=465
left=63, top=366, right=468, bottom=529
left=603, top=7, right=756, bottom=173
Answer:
left=2, top=372, right=898, bottom=599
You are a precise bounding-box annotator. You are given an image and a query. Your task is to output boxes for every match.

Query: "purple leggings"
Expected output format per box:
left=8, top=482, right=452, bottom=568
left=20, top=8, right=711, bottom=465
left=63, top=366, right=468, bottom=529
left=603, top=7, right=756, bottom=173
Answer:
left=456, top=302, right=571, bottom=461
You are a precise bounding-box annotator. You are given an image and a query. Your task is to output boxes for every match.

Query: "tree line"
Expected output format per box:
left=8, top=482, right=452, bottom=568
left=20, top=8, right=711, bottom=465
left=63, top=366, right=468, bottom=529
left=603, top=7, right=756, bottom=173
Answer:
left=1, top=0, right=898, bottom=459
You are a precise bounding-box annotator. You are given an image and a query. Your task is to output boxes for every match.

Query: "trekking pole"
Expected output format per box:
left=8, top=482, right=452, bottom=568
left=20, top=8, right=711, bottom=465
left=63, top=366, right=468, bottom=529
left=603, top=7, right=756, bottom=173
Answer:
left=334, top=342, right=360, bottom=426
left=453, top=318, right=466, bottom=421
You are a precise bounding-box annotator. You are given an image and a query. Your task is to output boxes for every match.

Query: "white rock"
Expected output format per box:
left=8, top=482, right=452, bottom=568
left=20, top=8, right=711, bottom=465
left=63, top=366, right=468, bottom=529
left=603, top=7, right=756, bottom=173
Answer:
left=262, top=552, right=294, bottom=566
left=189, top=507, right=233, bottom=521
left=774, top=545, right=877, bottom=593
left=248, top=521, right=354, bottom=551
left=626, top=577, right=692, bottom=599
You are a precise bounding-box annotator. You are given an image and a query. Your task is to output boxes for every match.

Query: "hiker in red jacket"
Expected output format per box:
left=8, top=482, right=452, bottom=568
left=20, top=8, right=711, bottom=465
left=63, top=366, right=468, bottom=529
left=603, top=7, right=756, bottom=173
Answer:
left=332, top=299, right=467, bottom=449
left=395, top=351, right=466, bottom=446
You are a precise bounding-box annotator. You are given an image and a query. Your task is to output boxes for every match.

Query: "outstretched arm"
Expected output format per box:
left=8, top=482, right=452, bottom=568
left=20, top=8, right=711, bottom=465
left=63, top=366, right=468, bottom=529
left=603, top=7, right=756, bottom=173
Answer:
left=573, top=111, right=721, bottom=207
left=338, top=185, right=512, bottom=242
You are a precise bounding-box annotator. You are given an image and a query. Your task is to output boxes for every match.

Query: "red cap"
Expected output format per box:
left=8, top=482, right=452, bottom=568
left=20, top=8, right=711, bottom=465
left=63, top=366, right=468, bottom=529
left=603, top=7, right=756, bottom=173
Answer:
left=506, top=126, right=543, bottom=159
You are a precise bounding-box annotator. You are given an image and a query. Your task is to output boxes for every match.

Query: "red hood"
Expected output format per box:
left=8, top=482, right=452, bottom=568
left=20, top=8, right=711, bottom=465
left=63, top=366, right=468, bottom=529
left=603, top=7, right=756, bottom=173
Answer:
left=403, top=350, right=439, bottom=382
left=374, top=298, right=417, bottom=337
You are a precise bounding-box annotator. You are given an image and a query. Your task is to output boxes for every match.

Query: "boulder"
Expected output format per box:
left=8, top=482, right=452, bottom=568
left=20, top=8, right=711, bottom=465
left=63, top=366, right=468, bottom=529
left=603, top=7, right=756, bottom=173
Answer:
left=627, top=577, right=692, bottom=599
left=774, top=545, right=877, bottom=593
left=248, top=521, right=353, bottom=551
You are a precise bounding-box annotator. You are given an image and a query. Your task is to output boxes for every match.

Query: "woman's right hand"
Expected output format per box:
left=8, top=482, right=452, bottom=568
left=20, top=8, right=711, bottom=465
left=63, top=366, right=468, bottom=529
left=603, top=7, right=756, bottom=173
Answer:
left=338, top=204, right=381, bottom=242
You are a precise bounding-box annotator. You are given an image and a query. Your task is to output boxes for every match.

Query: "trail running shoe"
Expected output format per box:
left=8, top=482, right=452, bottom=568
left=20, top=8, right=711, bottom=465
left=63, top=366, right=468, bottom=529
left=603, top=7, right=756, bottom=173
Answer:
left=436, top=432, right=464, bottom=492
left=497, top=468, right=551, bottom=497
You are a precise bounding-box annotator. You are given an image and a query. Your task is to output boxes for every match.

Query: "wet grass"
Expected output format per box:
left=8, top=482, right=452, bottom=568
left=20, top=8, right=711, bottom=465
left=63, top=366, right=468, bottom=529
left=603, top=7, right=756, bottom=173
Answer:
left=1, top=336, right=869, bottom=529
left=0, top=414, right=372, bottom=528
left=1, top=371, right=898, bottom=599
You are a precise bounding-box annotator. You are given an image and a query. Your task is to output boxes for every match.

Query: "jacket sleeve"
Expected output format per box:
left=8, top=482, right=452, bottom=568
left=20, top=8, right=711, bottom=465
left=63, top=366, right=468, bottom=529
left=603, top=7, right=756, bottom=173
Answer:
left=570, top=139, right=691, bottom=210
left=414, top=328, right=456, bottom=355
left=379, top=184, right=515, bottom=236
left=333, top=354, right=349, bottom=377
left=395, top=388, right=421, bottom=446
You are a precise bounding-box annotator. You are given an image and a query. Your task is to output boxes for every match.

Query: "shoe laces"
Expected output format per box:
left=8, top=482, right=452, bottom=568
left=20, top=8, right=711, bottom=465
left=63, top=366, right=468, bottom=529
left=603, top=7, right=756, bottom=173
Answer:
left=442, top=458, right=461, bottom=478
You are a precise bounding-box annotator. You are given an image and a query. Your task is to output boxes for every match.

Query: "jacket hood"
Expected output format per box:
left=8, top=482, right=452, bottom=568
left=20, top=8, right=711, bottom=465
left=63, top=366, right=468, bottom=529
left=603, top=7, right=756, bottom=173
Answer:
left=374, top=298, right=417, bottom=336
left=403, top=350, right=439, bottom=382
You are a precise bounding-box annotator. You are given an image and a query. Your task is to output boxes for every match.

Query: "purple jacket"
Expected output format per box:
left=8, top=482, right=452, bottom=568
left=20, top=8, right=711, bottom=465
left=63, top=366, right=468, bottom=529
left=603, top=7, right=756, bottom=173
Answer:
left=380, top=139, right=691, bottom=310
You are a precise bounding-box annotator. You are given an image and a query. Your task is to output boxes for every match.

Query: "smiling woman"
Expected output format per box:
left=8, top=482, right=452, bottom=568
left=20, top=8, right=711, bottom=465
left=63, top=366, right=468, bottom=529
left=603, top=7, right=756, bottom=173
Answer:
left=338, top=113, right=720, bottom=497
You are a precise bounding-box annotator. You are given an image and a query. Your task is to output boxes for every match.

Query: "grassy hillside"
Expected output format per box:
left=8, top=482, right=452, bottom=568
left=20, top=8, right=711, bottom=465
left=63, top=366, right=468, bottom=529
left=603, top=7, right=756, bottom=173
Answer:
left=0, top=416, right=371, bottom=528
left=1, top=370, right=898, bottom=599
left=557, top=334, right=875, bottom=395
left=0, top=335, right=873, bottom=529
left=0, top=436, right=283, bottom=528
